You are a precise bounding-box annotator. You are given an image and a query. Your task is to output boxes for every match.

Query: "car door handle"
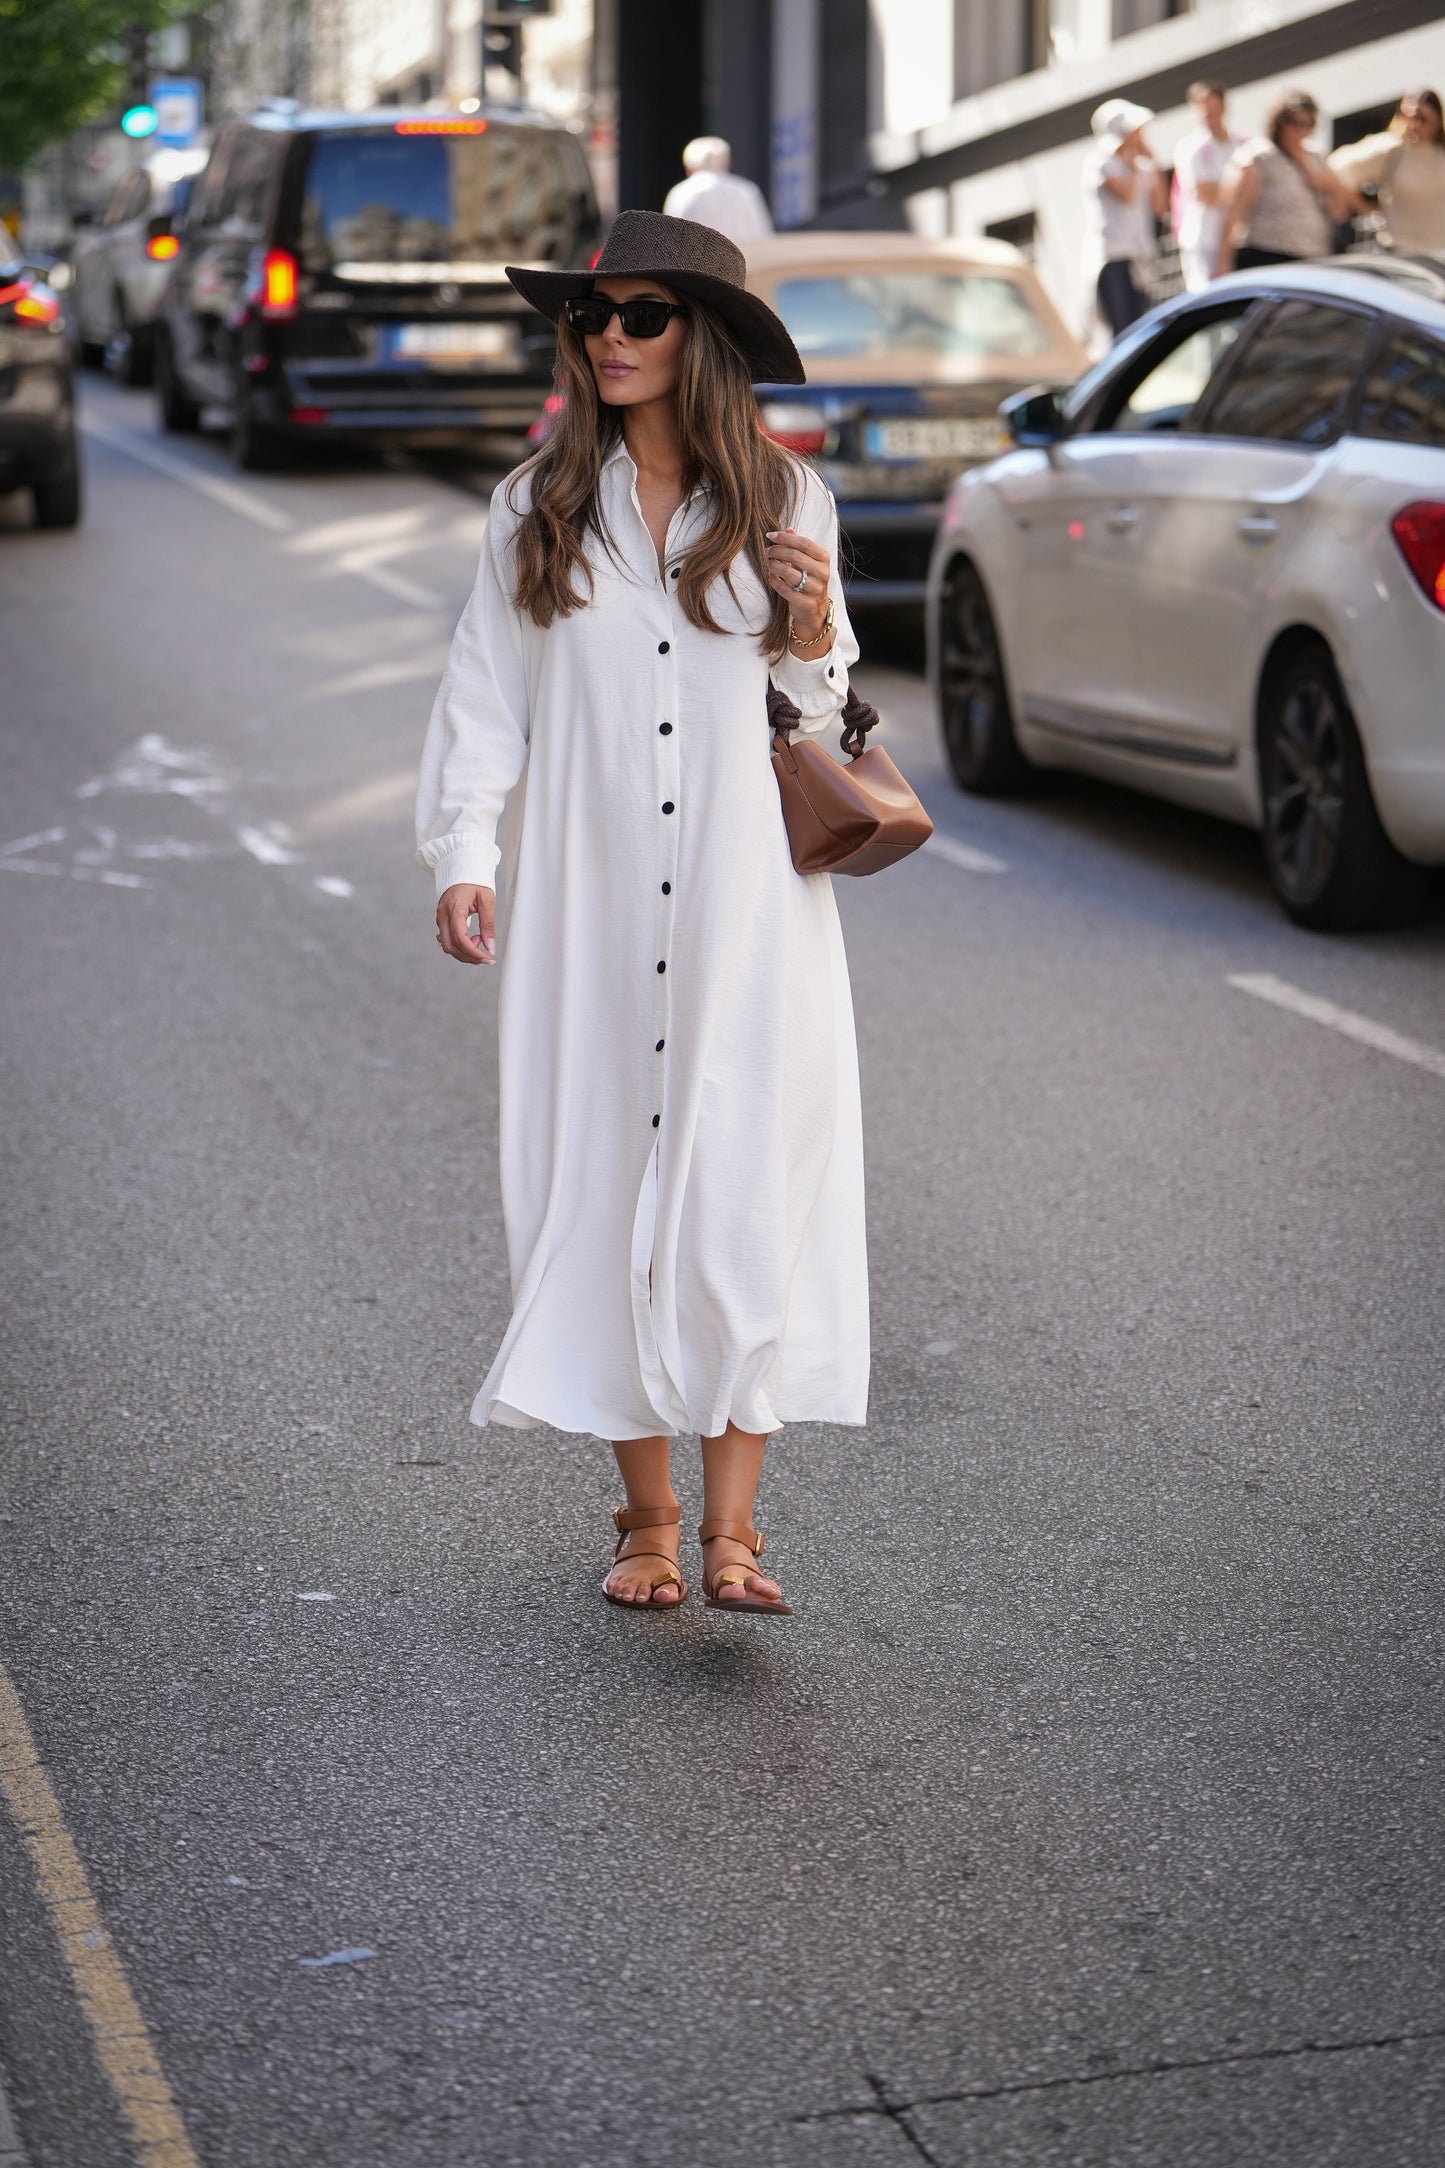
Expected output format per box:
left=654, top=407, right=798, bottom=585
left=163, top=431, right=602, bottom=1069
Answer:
left=1104, top=507, right=1139, bottom=534
left=1238, top=514, right=1279, bottom=544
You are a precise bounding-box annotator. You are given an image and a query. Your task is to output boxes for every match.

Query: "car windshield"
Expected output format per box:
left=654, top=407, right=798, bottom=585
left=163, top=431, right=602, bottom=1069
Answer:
left=298, top=126, right=585, bottom=274
left=771, top=272, right=1050, bottom=359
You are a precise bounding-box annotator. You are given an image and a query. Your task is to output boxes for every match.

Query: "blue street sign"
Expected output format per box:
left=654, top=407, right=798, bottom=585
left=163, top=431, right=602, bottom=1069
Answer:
left=149, top=78, right=203, bottom=147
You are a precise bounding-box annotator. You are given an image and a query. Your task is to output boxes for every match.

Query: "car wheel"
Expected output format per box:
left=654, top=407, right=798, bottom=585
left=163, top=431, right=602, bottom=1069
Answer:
left=33, top=461, right=82, bottom=530
left=937, top=558, right=1032, bottom=793
left=1259, top=641, right=1433, bottom=931
left=231, top=380, right=287, bottom=472
left=155, top=335, right=200, bottom=433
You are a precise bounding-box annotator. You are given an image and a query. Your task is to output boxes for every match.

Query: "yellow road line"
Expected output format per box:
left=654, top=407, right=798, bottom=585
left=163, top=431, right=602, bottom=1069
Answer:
left=0, top=1661, right=200, bottom=2168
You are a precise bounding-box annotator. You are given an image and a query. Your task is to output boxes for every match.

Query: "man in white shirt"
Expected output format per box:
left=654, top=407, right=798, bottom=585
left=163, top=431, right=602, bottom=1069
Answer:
left=662, top=137, right=774, bottom=246
left=1173, top=80, right=1242, bottom=289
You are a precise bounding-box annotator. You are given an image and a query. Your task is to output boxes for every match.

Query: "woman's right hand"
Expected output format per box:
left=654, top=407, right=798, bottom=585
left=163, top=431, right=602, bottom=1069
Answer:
left=436, top=884, right=496, bottom=966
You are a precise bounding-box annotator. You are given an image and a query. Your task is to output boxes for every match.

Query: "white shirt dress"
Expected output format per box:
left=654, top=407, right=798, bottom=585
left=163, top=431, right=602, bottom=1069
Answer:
left=415, top=445, right=869, bottom=1441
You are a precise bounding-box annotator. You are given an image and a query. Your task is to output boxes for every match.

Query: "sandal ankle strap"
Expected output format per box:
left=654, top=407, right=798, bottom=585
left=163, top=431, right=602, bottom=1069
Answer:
left=613, top=1502, right=682, bottom=1534
left=698, top=1519, right=763, bottom=1557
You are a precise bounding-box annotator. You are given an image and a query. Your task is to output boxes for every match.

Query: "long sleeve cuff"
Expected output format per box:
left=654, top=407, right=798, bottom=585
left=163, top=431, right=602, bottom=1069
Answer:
left=770, top=640, right=849, bottom=728
left=418, top=832, right=501, bottom=900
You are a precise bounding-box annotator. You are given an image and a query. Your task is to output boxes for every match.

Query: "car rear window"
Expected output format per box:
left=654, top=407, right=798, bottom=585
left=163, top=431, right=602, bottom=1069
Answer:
left=1200, top=298, right=1374, bottom=447
left=1358, top=324, right=1445, bottom=449
left=770, top=273, right=1050, bottom=360
left=296, top=126, right=586, bottom=275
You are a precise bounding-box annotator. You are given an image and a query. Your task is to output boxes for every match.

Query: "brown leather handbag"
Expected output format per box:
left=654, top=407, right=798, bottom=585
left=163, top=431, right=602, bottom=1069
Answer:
left=769, top=683, right=934, bottom=876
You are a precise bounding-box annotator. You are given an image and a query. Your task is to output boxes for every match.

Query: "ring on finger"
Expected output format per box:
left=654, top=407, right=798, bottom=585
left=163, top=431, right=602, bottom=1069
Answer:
left=794, top=568, right=808, bottom=592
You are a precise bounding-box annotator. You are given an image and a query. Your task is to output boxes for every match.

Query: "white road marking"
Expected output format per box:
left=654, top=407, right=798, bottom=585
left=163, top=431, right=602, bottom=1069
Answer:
left=1228, top=972, right=1445, bottom=1083
left=76, top=735, right=225, bottom=805
left=925, top=832, right=1009, bottom=875
left=0, top=857, right=66, bottom=877
left=236, top=823, right=302, bottom=866
left=347, top=562, right=442, bottom=609
left=0, top=827, right=67, bottom=859
left=80, top=414, right=294, bottom=534
left=313, top=876, right=354, bottom=898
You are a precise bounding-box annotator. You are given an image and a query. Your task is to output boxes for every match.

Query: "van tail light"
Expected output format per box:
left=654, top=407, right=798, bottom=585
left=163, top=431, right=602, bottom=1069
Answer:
left=758, top=400, right=831, bottom=456
left=1391, top=502, right=1445, bottom=611
left=260, top=248, right=299, bottom=318
left=146, top=233, right=180, bottom=261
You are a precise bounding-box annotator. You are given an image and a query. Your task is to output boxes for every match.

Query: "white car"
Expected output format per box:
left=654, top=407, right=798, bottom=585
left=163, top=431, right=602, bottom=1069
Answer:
left=71, top=146, right=210, bottom=385
left=926, top=256, right=1445, bottom=928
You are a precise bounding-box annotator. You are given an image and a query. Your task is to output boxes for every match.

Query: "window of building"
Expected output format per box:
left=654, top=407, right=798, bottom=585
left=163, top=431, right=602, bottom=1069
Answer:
left=953, top=0, right=1029, bottom=101
left=1200, top=299, right=1375, bottom=447
left=1358, top=326, right=1445, bottom=448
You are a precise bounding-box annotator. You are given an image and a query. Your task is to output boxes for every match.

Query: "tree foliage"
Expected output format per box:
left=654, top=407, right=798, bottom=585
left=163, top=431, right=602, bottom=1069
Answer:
left=0, top=0, right=191, bottom=173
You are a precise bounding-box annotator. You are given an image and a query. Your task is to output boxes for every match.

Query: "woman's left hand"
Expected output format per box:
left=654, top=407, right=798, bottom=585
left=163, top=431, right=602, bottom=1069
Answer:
left=765, top=528, right=833, bottom=648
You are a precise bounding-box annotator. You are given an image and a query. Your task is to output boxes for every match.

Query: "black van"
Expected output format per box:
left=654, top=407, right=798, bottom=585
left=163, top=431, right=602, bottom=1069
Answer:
left=155, top=104, right=601, bottom=468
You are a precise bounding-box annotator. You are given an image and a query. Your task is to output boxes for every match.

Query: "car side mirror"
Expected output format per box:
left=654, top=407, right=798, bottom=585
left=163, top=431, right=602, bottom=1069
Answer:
left=1002, top=386, right=1065, bottom=448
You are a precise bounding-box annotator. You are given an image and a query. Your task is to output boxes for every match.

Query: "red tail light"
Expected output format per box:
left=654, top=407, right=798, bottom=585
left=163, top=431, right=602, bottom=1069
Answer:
left=261, top=248, right=298, bottom=317
left=1392, top=502, right=1445, bottom=611
left=146, top=234, right=180, bottom=262
left=527, top=391, right=566, bottom=448
left=0, top=275, right=59, bottom=324
left=758, top=400, right=830, bottom=456
left=395, top=118, right=486, bottom=134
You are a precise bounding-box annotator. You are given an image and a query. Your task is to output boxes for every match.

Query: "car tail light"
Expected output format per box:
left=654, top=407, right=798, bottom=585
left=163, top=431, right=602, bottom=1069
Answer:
left=1391, top=502, right=1445, bottom=611
left=395, top=118, right=486, bottom=134
left=588, top=246, right=603, bottom=269
left=288, top=407, right=326, bottom=423
left=527, top=391, right=566, bottom=448
left=758, top=400, right=831, bottom=456
left=146, top=234, right=180, bottom=261
left=260, top=248, right=299, bottom=317
left=0, top=274, right=60, bottom=325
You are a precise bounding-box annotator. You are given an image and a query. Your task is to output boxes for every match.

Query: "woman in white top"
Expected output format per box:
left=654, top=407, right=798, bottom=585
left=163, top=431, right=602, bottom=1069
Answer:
left=1328, top=90, right=1445, bottom=255
left=1218, top=90, right=1360, bottom=273
left=1083, top=99, right=1168, bottom=337
left=415, top=213, right=867, bottom=1618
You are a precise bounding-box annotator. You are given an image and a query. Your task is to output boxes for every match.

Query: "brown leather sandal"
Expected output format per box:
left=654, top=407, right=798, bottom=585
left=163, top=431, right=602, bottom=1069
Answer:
left=698, top=1518, right=793, bottom=1616
left=604, top=1503, right=687, bottom=1610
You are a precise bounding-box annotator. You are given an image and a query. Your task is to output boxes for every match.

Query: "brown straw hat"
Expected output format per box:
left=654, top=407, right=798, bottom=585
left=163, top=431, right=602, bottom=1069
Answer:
left=506, top=210, right=806, bottom=386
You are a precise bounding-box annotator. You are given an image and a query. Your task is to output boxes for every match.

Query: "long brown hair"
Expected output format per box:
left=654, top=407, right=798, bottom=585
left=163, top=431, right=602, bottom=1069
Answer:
left=506, top=299, right=799, bottom=660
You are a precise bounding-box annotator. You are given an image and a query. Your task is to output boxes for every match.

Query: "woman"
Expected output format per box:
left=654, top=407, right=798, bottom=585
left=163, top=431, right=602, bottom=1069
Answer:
left=1082, top=99, right=1168, bottom=338
left=1217, top=90, right=1360, bottom=273
left=1328, top=90, right=1445, bottom=255
left=415, top=213, right=867, bottom=1617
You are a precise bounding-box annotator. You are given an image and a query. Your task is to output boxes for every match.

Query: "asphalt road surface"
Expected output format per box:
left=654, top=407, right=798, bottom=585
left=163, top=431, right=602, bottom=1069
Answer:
left=2, top=376, right=1444, bottom=2168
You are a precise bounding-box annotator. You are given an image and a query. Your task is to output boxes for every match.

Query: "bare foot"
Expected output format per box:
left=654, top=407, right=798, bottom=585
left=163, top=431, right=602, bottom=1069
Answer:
left=605, top=1519, right=686, bottom=1607
left=701, top=1535, right=785, bottom=1609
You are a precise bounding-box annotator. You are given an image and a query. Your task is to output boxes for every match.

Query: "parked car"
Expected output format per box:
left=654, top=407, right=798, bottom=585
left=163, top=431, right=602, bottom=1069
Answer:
left=70, top=147, right=210, bottom=384
left=926, top=256, right=1445, bottom=930
left=743, top=233, right=1086, bottom=607
left=155, top=103, right=601, bottom=470
left=0, top=251, right=80, bottom=528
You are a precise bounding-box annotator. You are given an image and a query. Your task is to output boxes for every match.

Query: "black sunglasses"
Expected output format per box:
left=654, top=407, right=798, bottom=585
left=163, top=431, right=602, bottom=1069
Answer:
left=564, top=296, right=689, bottom=340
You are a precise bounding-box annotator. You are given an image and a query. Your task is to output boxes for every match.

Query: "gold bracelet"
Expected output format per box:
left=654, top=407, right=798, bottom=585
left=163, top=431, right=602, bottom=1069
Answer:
left=789, top=596, right=836, bottom=651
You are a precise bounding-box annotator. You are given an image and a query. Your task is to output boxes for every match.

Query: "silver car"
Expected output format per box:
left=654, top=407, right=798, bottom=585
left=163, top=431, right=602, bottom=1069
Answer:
left=927, top=256, right=1445, bottom=930
left=71, top=146, right=209, bottom=384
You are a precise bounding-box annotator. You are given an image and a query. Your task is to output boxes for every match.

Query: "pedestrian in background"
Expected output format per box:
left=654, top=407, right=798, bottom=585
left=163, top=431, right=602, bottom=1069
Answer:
left=1083, top=100, right=1167, bottom=338
left=416, top=213, right=866, bottom=1618
left=663, top=137, right=774, bottom=245
left=1173, top=79, right=1242, bottom=291
left=1328, top=90, right=1445, bottom=254
left=1217, top=90, right=1360, bottom=273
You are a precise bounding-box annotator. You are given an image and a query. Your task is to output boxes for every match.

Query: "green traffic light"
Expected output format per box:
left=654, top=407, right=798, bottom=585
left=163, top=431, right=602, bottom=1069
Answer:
left=121, top=104, right=159, bottom=138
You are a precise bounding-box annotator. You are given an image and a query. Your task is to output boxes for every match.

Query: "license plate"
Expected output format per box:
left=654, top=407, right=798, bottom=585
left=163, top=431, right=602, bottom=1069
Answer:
left=863, top=416, right=1007, bottom=461
left=394, top=322, right=515, bottom=363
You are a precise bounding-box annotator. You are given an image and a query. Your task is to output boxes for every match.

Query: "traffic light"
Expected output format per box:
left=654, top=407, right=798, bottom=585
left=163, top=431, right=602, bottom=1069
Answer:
left=484, top=1, right=554, bottom=17
left=121, top=105, right=159, bottom=138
